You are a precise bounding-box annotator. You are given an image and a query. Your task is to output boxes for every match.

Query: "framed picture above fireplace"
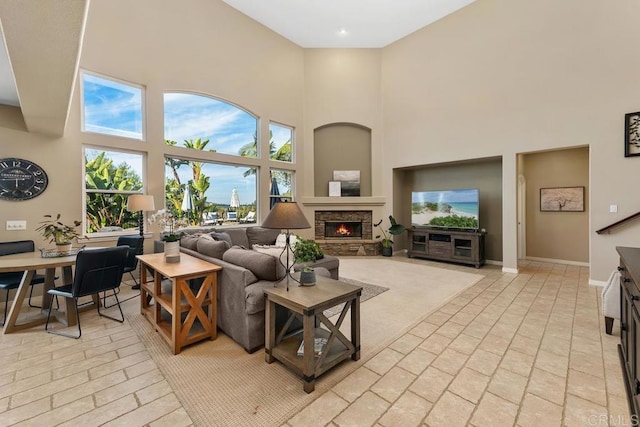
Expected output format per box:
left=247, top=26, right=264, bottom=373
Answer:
left=333, top=170, right=360, bottom=197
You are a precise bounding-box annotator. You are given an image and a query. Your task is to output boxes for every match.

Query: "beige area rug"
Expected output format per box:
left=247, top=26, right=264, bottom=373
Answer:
left=123, top=257, right=484, bottom=427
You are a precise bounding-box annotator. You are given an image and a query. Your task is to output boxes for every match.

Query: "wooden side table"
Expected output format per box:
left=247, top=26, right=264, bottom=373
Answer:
left=137, top=253, right=222, bottom=354
left=264, top=276, right=362, bottom=393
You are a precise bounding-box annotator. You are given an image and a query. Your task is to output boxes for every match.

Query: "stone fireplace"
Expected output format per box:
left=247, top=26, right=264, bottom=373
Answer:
left=315, top=210, right=380, bottom=256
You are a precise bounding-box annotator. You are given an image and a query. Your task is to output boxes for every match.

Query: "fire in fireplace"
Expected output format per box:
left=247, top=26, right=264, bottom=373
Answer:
left=325, top=221, right=363, bottom=239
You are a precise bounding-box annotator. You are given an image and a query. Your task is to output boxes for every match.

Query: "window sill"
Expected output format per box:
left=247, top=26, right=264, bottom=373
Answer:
left=79, top=231, right=152, bottom=244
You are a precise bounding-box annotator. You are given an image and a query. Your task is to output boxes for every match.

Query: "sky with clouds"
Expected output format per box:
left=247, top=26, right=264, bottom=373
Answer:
left=83, top=76, right=292, bottom=207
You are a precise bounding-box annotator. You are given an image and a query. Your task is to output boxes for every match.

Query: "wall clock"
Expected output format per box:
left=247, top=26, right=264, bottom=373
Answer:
left=0, top=158, right=49, bottom=201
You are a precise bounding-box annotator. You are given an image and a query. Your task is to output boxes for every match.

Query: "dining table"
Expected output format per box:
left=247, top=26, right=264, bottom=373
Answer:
left=0, top=250, right=100, bottom=334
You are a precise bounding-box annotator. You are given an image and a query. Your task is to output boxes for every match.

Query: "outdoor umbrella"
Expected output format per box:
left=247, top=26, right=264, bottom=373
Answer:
left=270, top=177, right=282, bottom=209
left=230, top=188, right=240, bottom=210
left=181, top=184, right=193, bottom=223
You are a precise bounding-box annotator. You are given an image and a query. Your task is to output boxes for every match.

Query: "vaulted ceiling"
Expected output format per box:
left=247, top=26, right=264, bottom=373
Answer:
left=0, top=0, right=474, bottom=137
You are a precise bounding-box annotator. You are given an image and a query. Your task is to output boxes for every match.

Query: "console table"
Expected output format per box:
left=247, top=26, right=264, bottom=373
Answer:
left=137, top=253, right=222, bottom=354
left=264, top=276, right=362, bottom=393
left=407, top=228, right=485, bottom=268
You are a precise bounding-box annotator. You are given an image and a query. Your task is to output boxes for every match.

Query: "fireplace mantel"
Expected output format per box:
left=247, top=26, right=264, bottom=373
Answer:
left=301, top=196, right=386, bottom=206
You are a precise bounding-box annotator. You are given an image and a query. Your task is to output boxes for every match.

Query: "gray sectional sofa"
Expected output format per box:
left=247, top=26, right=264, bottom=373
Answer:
left=154, top=226, right=339, bottom=353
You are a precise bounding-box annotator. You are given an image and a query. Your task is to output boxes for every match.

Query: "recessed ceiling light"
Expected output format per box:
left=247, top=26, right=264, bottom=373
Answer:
left=337, top=28, right=349, bottom=37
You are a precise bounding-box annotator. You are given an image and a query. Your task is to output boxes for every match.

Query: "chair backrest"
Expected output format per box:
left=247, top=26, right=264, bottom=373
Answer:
left=0, top=240, right=35, bottom=257
left=244, top=211, right=255, bottom=219
left=72, top=246, right=128, bottom=298
left=116, top=235, right=144, bottom=270
left=227, top=212, right=237, bottom=220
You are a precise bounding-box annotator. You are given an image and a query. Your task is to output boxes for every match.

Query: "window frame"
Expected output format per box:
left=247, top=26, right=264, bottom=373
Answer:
left=82, top=145, right=148, bottom=239
left=80, top=70, right=146, bottom=141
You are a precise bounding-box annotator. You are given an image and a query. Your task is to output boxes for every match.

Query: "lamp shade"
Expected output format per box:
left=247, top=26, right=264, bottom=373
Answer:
left=261, top=201, right=310, bottom=230
left=127, top=194, right=156, bottom=212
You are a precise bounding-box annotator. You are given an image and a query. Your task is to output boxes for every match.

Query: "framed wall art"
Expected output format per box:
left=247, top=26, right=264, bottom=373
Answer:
left=540, top=186, right=585, bottom=212
left=328, top=181, right=341, bottom=197
left=625, top=111, right=640, bottom=157
left=333, top=170, right=360, bottom=197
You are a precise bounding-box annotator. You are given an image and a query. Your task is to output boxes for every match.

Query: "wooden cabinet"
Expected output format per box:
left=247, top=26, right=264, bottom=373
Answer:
left=617, top=247, right=640, bottom=420
left=408, top=229, right=485, bottom=268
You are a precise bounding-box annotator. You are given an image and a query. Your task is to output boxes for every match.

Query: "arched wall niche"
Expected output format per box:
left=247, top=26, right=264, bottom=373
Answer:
left=313, top=122, right=372, bottom=197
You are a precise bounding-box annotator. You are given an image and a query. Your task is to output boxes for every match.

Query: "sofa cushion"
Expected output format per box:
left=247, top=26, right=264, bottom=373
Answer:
left=223, top=228, right=250, bottom=248
left=197, top=235, right=230, bottom=259
left=180, top=234, right=201, bottom=250
left=222, top=247, right=284, bottom=281
left=210, top=232, right=233, bottom=248
left=246, top=227, right=280, bottom=248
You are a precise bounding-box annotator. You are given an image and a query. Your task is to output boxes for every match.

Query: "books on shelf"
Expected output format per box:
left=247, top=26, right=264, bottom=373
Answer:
left=297, top=337, right=328, bottom=357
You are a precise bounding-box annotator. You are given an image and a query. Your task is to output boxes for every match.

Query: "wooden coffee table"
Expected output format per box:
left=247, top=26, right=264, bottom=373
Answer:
left=137, top=253, right=222, bottom=354
left=264, top=275, right=362, bottom=393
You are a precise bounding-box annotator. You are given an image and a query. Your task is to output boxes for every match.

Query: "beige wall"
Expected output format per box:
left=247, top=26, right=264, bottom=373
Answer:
left=381, top=0, right=640, bottom=280
left=1, top=0, right=639, bottom=281
left=313, top=124, right=372, bottom=197
left=0, top=0, right=305, bottom=253
left=396, top=158, right=503, bottom=262
left=523, top=148, right=589, bottom=262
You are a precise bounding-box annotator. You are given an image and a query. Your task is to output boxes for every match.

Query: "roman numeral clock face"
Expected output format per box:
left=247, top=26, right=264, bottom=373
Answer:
left=0, top=158, right=48, bottom=201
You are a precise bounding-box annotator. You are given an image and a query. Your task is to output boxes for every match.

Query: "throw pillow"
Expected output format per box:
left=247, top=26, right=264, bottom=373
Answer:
left=246, top=227, right=281, bottom=248
left=222, top=247, right=285, bottom=281
left=180, top=234, right=201, bottom=250
left=197, top=235, right=230, bottom=259
left=222, top=228, right=250, bottom=248
left=210, top=231, right=233, bottom=248
left=253, top=244, right=295, bottom=269
left=275, top=233, right=298, bottom=249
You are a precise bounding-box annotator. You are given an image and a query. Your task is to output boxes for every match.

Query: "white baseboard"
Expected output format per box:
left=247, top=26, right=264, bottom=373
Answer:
left=525, top=256, right=589, bottom=267
left=589, top=279, right=607, bottom=287
left=502, top=267, right=519, bottom=274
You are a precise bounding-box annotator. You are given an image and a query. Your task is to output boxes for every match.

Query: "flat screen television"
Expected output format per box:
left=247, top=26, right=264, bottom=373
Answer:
left=411, top=189, right=479, bottom=230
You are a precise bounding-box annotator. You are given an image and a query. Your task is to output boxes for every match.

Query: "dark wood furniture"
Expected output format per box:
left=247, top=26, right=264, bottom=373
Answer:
left=407, top=228, right=485, bottom=268
left=138, top=253, right=221, bottom=355
left=264, top=276, right=362, bottom=393
left=617, top=247, right=640, bottom=420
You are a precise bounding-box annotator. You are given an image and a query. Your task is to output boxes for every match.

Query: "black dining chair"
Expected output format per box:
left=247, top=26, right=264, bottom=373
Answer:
left=102, top=235, right=144, bottom=308
left=45, top=246, right=128, bottom=339
left=0, top=240, right=58, bottom=326
left=117, top=235, right=144, bottom=289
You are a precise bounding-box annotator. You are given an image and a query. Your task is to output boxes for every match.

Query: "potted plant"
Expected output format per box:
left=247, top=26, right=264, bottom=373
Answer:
left=299, top=266, right=316, bottom=286
left=374, top=215, right=406, bottom=257
left=293, top=236, right=324, bottom=263
left=149, top=209, right=183, bottom=262
left=36, top=213, right=82, bottom=251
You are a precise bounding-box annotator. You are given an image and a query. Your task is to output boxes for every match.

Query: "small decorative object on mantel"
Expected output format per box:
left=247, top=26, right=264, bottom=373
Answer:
left=35, top=213, right=81, bottom=255
left=333, top=170, right=360, bottom=197
left=625, top=112, right=640, bottom=157
left=328, top=181, right=341, bottom=197
left=149, top=209, right=183, bottom=263
left=299, top=267, right=316, bottom=286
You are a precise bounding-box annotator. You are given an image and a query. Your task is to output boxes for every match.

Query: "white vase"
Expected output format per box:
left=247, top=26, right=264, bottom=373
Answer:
left=164, top=241, right=180, bottom=263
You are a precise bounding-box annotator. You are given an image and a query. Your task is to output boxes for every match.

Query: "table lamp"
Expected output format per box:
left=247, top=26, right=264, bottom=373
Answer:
left=261, top=201, right=311, bottom=291
left=127, top=194, right=156, bottom=236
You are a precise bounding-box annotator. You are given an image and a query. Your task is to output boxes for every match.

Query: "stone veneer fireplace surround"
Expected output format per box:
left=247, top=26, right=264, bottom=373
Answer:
left=314, top=210, right=380, bottom=256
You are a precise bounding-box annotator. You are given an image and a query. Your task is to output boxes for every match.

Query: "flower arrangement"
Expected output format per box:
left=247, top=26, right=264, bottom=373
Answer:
left=148, top=209, right=183, bottom=242
left=36, top=213, right=82, bottom=245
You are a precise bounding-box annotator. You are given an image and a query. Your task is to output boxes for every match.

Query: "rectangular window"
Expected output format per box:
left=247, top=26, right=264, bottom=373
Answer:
left=165, top=157, right=257, bottom=227
left=84, top=147, right=145, bottom=235
left=82, top=72, right=144, bottom=140
left=269, top=168, right=293, bottom=209
left=270, top=123, right=293, bottom=163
